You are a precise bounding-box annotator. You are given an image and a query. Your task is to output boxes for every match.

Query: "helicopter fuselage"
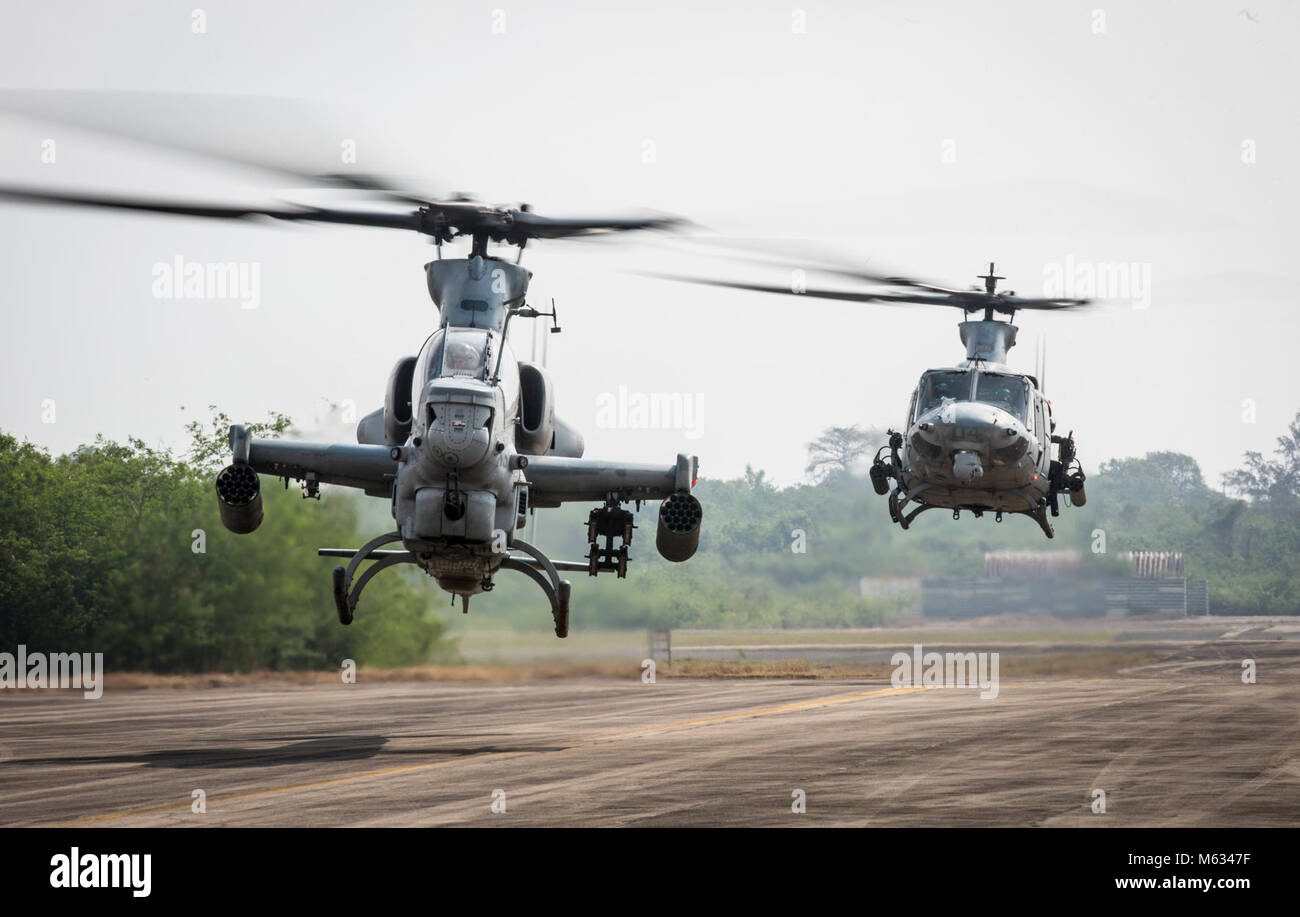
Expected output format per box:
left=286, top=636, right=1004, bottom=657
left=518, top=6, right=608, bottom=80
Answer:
left=0, top=139, right=697, bottom=634
left=391, top=326, right=528, bottom=596
left=215, top=252, right=702, bottom=632
left=897, top=362, right=1051, bottom=513
left=871, top=319, right=1085, bottom=538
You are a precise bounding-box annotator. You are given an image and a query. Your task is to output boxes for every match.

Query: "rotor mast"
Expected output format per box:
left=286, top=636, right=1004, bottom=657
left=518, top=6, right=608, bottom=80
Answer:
left=976, top=262, right=1006, bottom=322
left=959, top=263, right=1020, bottom=364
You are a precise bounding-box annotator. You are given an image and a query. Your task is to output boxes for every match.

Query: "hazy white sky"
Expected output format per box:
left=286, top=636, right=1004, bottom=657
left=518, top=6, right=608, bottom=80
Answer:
left=1, top=0, right=1296, bottom=487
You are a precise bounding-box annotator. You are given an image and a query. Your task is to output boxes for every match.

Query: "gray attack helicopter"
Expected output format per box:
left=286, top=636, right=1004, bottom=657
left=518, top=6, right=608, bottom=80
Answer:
left=0, top=179, right=704, bottom=636
left=663, top=259, right=1088, bottom=538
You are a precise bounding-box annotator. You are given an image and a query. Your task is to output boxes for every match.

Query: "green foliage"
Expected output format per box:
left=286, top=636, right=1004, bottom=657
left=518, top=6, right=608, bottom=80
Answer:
left=474, top=412, right=1300, bottom=628
left=4, top=410, right=1299, bottom=673
left=0, top=417, right=454, bottom=671
left=804, top=425, right=888, bottom=482
left=1223, top=412, right=1300, bottom=512
left=184, top=404, right=292, bottom=474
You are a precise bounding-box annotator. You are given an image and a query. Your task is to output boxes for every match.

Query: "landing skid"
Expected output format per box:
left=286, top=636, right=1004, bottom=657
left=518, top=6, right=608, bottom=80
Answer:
left=323, top=531, right=414, bottom=625
left=1028, top=502, right=1055, bottom=539
left=887, top=489, right=933, bottom=530
left=885, top=489, right=1054, bottom=538
left=318, top=535, right=579, bottom=637
left=502, top=538, right=574, bottom=638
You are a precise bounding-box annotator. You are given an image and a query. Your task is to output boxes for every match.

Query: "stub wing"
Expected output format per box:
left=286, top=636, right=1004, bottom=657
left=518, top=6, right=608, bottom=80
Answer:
left=236, top=429, right=397, bottom=498
left=524, top=454, right=697, bottom=507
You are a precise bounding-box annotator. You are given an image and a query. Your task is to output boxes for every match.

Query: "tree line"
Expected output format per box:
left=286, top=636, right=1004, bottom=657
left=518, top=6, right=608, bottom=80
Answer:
left=2, top=409, right=1296, bottom=671
left=0, top=408, right=453, bottom=671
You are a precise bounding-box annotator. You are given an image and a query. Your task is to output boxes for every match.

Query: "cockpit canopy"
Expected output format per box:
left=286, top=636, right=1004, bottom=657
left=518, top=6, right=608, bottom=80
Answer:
left=916, top=369, right=1030, bottom=422
left=411, top=327, right=520, bottom=408
left=414, top=327, right=493, bottom=386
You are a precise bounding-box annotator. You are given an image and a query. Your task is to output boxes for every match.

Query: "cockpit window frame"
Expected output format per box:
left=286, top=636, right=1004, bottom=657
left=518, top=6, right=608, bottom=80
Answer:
left=918, top=370, right=974, bottom=414
left=915, top=369, right=1031, bottom=423
left=432, top=327, right=494, bottom=382
left=972, top=370, right=1030, bottom=422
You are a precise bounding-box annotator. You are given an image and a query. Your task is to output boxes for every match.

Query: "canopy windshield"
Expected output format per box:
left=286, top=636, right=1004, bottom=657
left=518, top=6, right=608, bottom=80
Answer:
left=917, top=369, right=1029, bottom=422
left=973, top=372, right=1030, bottom=421
left=411, top=328, right=495, bottom=409
left=428, top=328, right=492, bottom=381
left=919, top=370, right=972, bottom=413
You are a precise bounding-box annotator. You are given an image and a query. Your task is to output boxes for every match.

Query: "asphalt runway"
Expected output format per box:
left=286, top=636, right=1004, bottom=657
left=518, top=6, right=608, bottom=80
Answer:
left=2, top=640, right=1297, bottom=827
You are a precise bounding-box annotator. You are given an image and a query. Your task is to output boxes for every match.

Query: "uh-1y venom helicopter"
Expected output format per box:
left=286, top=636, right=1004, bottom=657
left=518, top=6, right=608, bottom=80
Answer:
left=664, top=258, right=1089, bottom=538
left=0, top=179, right=705, bottom=636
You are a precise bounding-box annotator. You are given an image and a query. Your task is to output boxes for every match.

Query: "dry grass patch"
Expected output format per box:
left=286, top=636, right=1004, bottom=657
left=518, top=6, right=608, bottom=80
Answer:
left=68, top=648, right=1170, bottom=692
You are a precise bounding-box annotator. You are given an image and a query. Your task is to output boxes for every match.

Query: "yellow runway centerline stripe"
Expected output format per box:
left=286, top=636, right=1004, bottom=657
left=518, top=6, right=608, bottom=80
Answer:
left=51, top=684, right=924, bottom=826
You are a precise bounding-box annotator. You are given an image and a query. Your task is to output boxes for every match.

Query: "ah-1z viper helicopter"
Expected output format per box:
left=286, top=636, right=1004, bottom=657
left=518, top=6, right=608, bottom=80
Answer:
left=0, top=178, right=704, bottom=636
left=665, top=259, right=1088, bottom=538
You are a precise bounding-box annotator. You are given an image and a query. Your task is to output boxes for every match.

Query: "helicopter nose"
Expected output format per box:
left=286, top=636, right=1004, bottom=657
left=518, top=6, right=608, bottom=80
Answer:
left=426, top=407, right=492, bottom=468
left=421, top=382, right=495, bottom=469
left=914, top=401, right=1029, bottom=470
left=917, top=401, right=1006, bottom=441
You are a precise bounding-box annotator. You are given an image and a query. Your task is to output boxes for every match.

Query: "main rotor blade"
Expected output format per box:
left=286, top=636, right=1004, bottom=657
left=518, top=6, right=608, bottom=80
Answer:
left=670, top=237, right=969, bottom=295
left=0, top=91, right=683, bottom=244
left=0, top=185, right=424, bottom=231
left=984, top=296, right=1090, bottom=311
left=725, top=259, right=1090, bottom=310
left=792, top=273, right=1089, bottom=311
left=0, top=89, right=435, bottom=204
left=651, top=273, right=1090, bottom=312
left=650, top=274, right=959, bottom=307
left=507, top=211, right=682, bottom=239
left=0, top=184, right=686, bottom=247
left=753, top=260, right=970, bottom=296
